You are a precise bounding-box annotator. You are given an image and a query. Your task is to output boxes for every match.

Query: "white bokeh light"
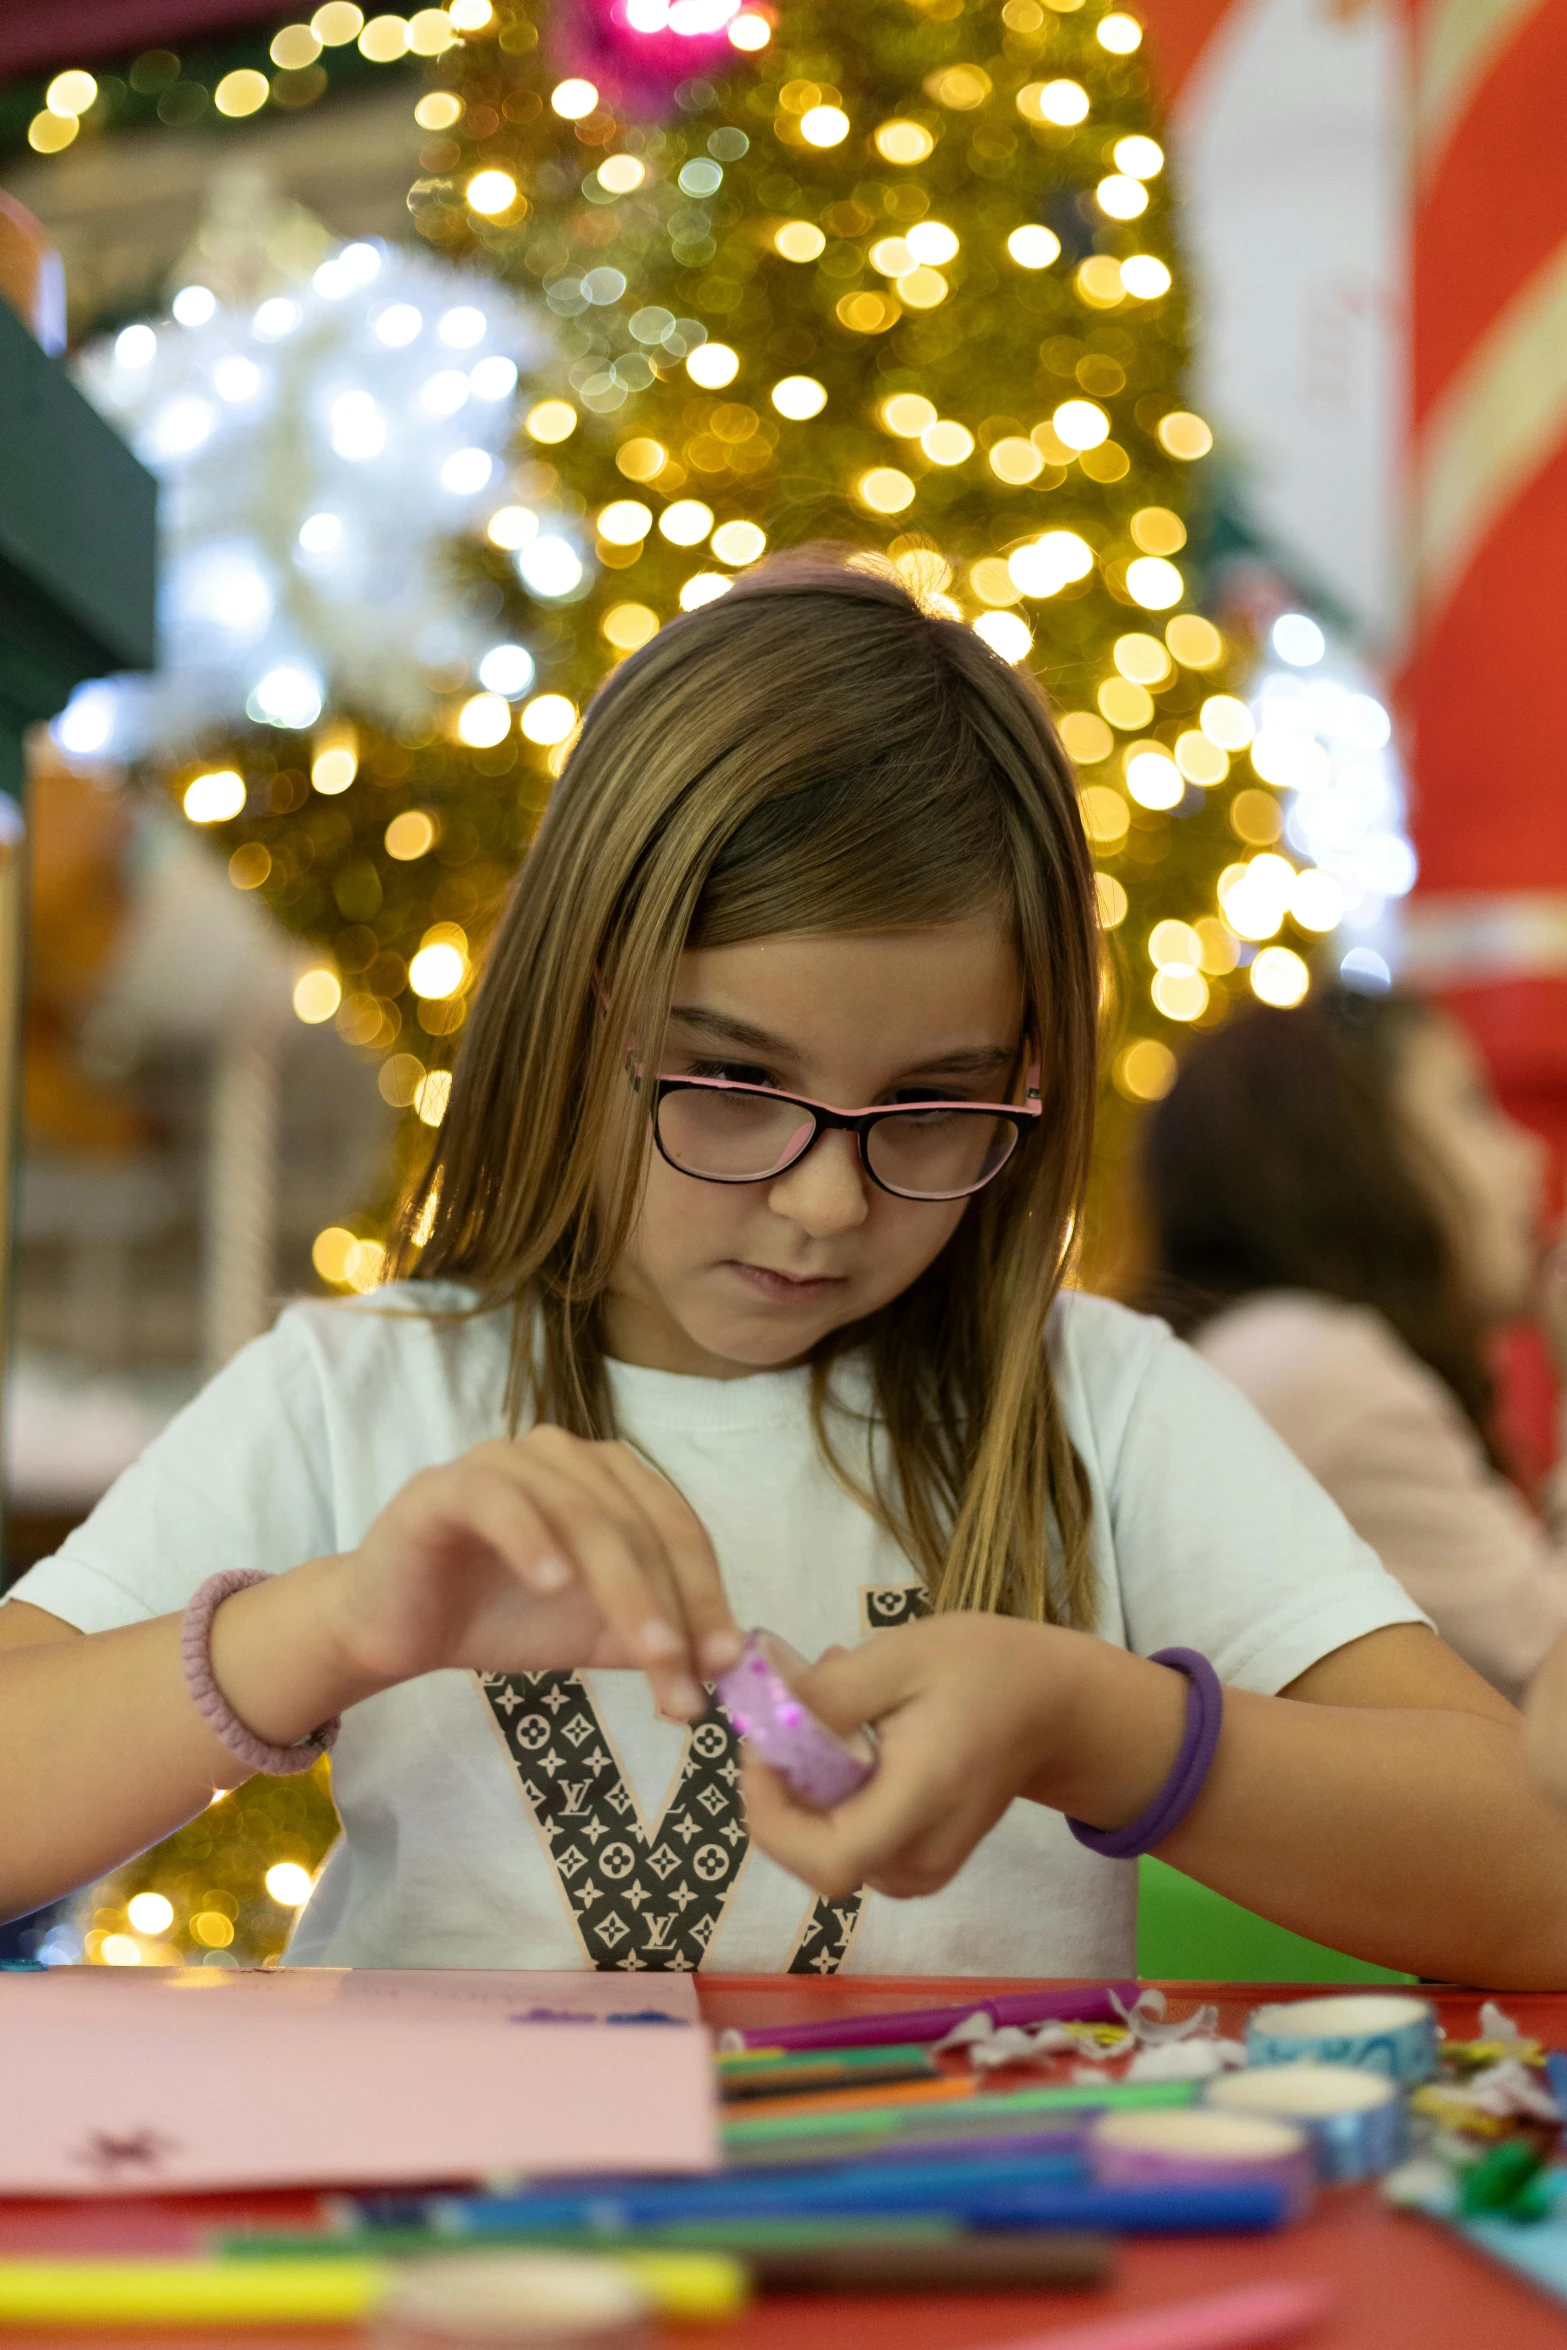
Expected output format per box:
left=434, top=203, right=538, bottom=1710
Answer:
left=69, top=235, right=539, bottom=753
left=478, top=642, right=536, bottom=696
left=516, top=535, right=585, bottom=598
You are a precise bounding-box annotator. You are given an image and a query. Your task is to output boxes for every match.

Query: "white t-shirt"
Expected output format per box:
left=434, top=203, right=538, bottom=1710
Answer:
left=7, top=1285, right=1427, bottom=1977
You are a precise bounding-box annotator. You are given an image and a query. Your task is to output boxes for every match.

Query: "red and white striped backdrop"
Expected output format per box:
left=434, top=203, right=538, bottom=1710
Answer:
left=1144, top=0, right=1567, bottom=1143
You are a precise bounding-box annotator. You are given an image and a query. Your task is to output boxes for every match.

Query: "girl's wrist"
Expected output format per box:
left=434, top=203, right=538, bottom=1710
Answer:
left=1020, top=1633, right=1192, bottom=1831
left=204, top=1555, right=392, bottom=1752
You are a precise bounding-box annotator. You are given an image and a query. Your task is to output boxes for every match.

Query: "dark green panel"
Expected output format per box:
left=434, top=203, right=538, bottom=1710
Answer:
left=0, top=298, right=158, bottom=737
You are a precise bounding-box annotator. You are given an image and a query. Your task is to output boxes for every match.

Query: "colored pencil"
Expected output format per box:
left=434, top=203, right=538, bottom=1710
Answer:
left=361, top=2165, right=1288, bottom=2238
left=731, top=1982, right=1136, bottom=2053
left=751, top=2233, right=1112, bottom=2292
left=721, top=2051, right=941, bottom=2099
left=980, top=2280, right=1335, bottom=2350
left=0, top=2255, right=746, bottom=2328
left=723, top=2078, right=1199, bottom=2150
left=718, top=2075, right=976, bottom=2123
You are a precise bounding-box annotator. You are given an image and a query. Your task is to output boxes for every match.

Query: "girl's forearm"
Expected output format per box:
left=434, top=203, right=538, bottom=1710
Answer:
left=1038, top=1640, right=1567, bottom=1988
left=0, top=1559, right=382, bottom=1921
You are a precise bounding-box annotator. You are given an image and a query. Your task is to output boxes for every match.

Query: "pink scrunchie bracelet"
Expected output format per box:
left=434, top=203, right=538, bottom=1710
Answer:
left=179, top=1569, right=340, bottom=1778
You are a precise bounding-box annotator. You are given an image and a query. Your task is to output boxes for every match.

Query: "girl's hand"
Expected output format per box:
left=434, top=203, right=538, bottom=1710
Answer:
left=741, top=1614, right=1190, bottom=1898
left=320, top=1430, right=742, bottom=1721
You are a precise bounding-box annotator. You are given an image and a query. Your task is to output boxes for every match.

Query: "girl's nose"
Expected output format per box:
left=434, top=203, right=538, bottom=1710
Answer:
left=765, top=1127, right=870, bottom=1237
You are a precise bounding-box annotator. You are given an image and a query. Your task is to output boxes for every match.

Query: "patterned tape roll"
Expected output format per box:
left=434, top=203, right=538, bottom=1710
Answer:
left=1206, top=2062, right=1407, bottom=2183
left=714, top=1631, right=876, bottom=1812
left=1245, top=1995, right=1439, bottom=2087
left=1087, top=2109, right=1315, bottom=2219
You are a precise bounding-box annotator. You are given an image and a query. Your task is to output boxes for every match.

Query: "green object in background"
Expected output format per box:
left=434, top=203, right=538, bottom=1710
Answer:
left=1137, top=1855, right=1416, bottom=1985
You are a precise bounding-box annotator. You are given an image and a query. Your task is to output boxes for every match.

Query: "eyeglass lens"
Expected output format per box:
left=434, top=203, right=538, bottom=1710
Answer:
left=656, top=1088, right=1016, bottom=1199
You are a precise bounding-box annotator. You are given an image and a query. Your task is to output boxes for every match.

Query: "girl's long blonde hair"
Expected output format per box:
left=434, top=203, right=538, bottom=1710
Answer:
left=398, top=553, right=1101, bottom=1624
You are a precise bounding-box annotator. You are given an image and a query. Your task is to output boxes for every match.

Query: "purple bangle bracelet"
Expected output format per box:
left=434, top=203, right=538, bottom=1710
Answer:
left=180, top=1568, right=341, bottom=1779
left=1066, top=1646, right=1223, bottom=1860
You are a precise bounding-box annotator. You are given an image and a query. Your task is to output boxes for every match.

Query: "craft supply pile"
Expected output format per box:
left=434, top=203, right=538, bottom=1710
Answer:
left=6, top=1972, right=1567, bottom=2341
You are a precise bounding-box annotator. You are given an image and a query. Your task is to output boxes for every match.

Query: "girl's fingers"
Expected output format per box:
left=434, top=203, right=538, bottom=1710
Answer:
left=450, top=1469, right=577, bottom=1599
left=595, top=1445, right=742, bottom=1674
left=499, top=1448, right=708, bottom=1717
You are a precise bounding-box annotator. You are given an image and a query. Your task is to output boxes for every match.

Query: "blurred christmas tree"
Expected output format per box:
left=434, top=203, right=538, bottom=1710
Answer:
left=384, top=0, right=1327, bottom=1250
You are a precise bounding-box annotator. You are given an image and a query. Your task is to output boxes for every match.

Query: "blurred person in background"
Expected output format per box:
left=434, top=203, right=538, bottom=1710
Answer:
left=1140, top=989, right=1567, bottom=1703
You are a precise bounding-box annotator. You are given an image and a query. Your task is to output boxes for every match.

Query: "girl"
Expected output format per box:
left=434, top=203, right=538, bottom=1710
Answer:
left=3, top=555, right=1566, bottom=1987
left=1139, top=991, right=1567, bottom=1704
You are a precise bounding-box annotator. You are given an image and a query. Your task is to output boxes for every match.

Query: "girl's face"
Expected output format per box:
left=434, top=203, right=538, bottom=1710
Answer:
left=1392, top=1011, right=1548, bottom=1323
left=605, top=913, right=1026, bottom=1378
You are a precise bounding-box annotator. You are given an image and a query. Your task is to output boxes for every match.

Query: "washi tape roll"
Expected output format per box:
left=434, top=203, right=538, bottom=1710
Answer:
left=374, top=2254, right=652, bottom=2348
left=1245, top=1994, right=1438, bottom=2087
left=1206, top=2062, right=1407, bottom=2183
left=714, top=1630, right=876, bottom=1811
left=1087, top=2108, right=1315, bottom=2218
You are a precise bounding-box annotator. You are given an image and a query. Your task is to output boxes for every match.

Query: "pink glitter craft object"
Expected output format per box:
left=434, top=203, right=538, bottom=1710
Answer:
left=714, top=1630, right=876, bottom=1811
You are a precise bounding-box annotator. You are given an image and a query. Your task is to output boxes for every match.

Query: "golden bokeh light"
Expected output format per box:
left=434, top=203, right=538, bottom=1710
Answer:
left=882, top=393, right=937, bottom=438
left=616, top=438, right=666, bottom=481
left=1018, top=78, right=1088, bottom=125
left=1149, top=919, right=1203, bottom=971
left=525, top=400, right=577, bottom=443
left=687, top=342, right=740, bottom=388
left=1126, top=556, right=1184, bottom=610
left=659, top=498, right=715, bottom=545
left=857, top=467, right=916, bottom=514
left=970, top=555, right=1022, bottom=606
left=1078, top=785, right=1130, bottom=845
left=1113, top=632, right=1170, bottom=686
left=598, top=154, right=646, bottom=193
left=774, top=220, right=826, bottom=262
left=215, top=69, right=270, bottom=116
left=183, top=770, right=245, bottom=824
left=1200, top=693, right=1255, bottom=750
left=415, top=90, right=462, bottom=129
left=456, top=692, right=510, bottom=748
left=1121, top=255, right=1172, bottom=300
left=1098, top=12, right=1144, bottom=51
left=293, top=969, right=342, bottom=1025
left=921, top=420, right=974, bottom=466
left=1125, top=746, right=1183, bottom=809
left=1251, top=946, right=1310, bottom=1008
left=1098, top=677, right=1154, bottom=731
left=270, top=23, right=323, bottom=67
left=800, top=104, right=850, bottom=147
left=973, top=610, right=1032, bottom=663
left=359, top=16, right=411, bottom=61
left=520, top=692, right=577, bottom=744
left=680, top=572, right=733, bottom=609
left=988, top=436, right=1045, bottom=485
left=772, top=374, right=827, bottom=419
left=1290, top=868, right=1345, bottom=933
left=1230, top=788, right=1284, bottom=846
left=1114, top=135, right=1165, bottom=180
left=712, top=520, right=768, bottom=565
left=1130, top=506, right=1186, bottom=555
left=466, top=169, right=517, bottom=215
left=417, top=1069, right=453, bottom=1126
left=1095, top=873, right=1129, bottom=929
left=1158, top=411, right=1215, bottom=460
left=550, top=77, right=599, bottom=119
left=1060, top=711, right=1114, bottom=764
left=597, top=498, right=653, bottom=545
left=1097, top=174, right=1148, bottom=220
left=874, top=120, right=935, bottom=165
left=1007, top=225, right=1061, bottom=271
left=602, top=602, right=660, bottom=650
left=1116, top=1039, right=1176, bottom=1101
left=1052, top=399, right=1110, bottom=451
left=1153, top=966, right=1208, bottom=1022
left=1175, top=731, right=1229, bottom=786
left=1167, top=614, right=1224, bottom=668
left=385, top=810, right=437, bottom=860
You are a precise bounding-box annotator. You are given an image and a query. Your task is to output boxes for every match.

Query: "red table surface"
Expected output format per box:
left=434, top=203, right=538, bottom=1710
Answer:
left=2, top=1976, right=1565, bottom=2349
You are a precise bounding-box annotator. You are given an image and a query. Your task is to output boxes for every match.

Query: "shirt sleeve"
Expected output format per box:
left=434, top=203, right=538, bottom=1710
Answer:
left=1242, top=1324, right=1567, bottom=1706
left=1, top=1312, right=339, bottom=1634
left=1078, top=1306, right=1432, bottom=1694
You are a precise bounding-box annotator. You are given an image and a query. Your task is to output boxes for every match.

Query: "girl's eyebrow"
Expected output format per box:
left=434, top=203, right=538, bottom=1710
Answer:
left=667, top=1006, right=1014, bottom=1082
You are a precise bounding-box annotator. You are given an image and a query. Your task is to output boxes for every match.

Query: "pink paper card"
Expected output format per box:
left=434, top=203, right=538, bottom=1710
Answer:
left=0, top=1966, right=699, bottom=2026
left=0, top=1978, right=715, bottom=2195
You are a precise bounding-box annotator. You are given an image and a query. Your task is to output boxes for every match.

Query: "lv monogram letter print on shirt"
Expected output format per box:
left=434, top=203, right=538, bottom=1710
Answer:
left=477, top=1585, right=931, bottom=1973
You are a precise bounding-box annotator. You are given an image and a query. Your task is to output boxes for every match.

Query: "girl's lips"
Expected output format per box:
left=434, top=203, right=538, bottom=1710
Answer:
left=728, top=1261, right=846, bottom=1304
